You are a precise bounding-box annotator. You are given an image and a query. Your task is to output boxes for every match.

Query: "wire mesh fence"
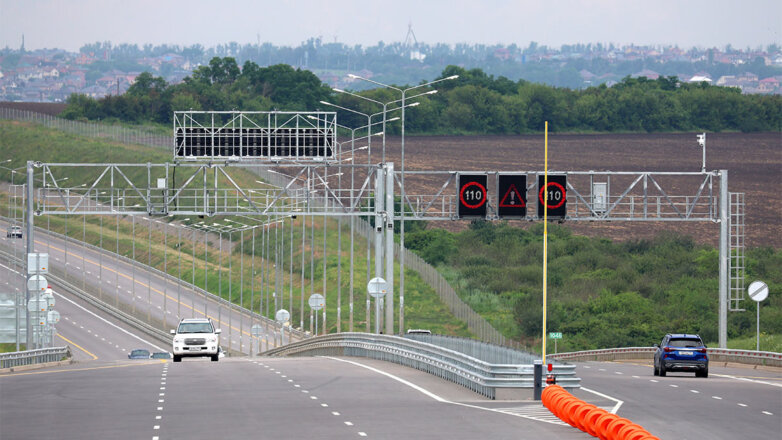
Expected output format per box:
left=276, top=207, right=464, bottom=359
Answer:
left=0, top=107, right=521, bottom=350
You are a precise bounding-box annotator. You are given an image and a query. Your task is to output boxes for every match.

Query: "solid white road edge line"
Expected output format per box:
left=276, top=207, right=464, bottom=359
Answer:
left=2, top=259, right=166, bottom=352
left=580, top=386, right=624, bottom=414
left=54, top=291, right=167, bottom=352
left=322, top=356, right=624, bottom=418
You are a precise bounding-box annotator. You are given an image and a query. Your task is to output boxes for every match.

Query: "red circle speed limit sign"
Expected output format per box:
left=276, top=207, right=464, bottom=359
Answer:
left=537, top=175, right=567, bottom=218
left=538, top=181, right=566, bottom=209
left=458, top=174, right=488, bottom=218
left=460, top=181, right=487, bottom=209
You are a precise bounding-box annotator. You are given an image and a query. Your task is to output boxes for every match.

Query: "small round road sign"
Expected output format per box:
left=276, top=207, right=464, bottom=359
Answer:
left=308, top=294, right=325, bottom=311
left=748, top=280, right=769, bottom=302
left=367, top=277, right=387, bottom=298
left=275, top=309, right=291, bottom=324
left=47, top=310, right=61, bottom=324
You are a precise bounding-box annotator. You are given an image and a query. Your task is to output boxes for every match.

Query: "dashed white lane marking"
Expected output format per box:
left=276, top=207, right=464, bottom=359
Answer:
left=153, top=426, right=160, bottom=430
left=310, top=396, right=318, bottom=400
left=358, top=432, right=367, bottom=437
left=669, top=384, right=679, bottom=388
left=614, top=371, right=623, bottom=375
left=156, top=416, right=162, bottom=420
left=713, top=373, right=782, bottom=388
left=632, top=375, right=640, bottom=379
left=712, top=396, right=722, bottom=400
left=332, top=411, right=340, bottom=416
left=345, top=421, right=353, bottom=426
left=321, top=403, right=328, bottom=407
left=738, top=403, right=747, bottom=407
left=690, top=390, right=700, bottom=394
left=650, top=379, right=659, bottom=383
left=762, top=411, right=774, bottom=415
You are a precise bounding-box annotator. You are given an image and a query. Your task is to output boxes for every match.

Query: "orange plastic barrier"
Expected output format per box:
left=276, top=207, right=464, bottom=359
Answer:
left=540, top=385, right=658, bottom=440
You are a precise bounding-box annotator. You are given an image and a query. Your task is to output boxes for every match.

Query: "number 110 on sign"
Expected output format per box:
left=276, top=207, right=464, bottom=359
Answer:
left=458, top=174, right=488, bottom=218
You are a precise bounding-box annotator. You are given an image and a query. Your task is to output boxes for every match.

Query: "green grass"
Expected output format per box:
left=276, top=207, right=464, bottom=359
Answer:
left=725, top=333, right=782, bottom=353
left=0, top=120, right=472, bottom=337
left=0, top=343, right=25, bottom=353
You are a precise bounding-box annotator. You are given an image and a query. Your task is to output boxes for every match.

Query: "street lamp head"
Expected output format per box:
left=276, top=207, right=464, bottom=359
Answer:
left=347, top=74, right=359, bottom=79
left=332, top=88, right=346, bottom=93
left=319, top=100, right=332, bottom=106
left=387, top=117, right=401, bottom=122
left=408, top=102, right=420, bottom=107
left=425, top=90, right=438, bottom=95
left=447, top=75, right=459, bottom=80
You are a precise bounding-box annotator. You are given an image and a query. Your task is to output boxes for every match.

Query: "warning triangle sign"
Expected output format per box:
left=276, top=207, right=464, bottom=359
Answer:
left=499, top=184, right=525, bottom=208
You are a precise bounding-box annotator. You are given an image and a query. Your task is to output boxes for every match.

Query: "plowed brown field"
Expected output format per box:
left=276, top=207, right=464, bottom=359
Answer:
left=379, top=132, right=781, bottom=248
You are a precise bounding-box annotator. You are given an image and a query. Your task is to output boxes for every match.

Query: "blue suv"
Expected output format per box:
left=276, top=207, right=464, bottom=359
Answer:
left=654, top=334, right=709, bottom=378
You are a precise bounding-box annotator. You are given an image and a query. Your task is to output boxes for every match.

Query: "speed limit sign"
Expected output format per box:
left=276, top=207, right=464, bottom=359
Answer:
left=537, top=174, right=567, bottom=219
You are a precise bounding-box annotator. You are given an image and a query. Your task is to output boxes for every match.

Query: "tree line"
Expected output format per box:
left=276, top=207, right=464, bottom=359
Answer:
left=62, top=57, right=781, bottom=133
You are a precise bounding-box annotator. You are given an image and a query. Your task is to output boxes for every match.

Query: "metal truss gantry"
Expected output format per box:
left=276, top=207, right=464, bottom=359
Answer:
left=24, top=159, right=739, bottom=348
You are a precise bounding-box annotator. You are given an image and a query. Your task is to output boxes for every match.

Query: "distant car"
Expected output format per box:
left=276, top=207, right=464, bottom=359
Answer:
left=6, top=226, right=22, bottom=239
left=406, top=329, right=432, bottom=335
left=151, top=352, right=171, bottom=359
left=128, top=349, right=151, bottom=359
left=654, top=334, right=709, bottom=378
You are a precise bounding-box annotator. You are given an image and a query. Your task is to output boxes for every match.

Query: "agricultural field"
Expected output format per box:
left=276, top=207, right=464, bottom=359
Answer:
left=379, top=131, right=781, bottom=248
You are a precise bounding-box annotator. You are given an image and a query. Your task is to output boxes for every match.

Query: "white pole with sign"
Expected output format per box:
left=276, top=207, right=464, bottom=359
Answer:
left=748, top=281, right=769, bottom=351
left=367, top=278, right=387, bottom=334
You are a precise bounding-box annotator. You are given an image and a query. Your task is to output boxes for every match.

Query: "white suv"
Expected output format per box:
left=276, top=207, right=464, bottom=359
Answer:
left=171, top=318, right=221, bottom=362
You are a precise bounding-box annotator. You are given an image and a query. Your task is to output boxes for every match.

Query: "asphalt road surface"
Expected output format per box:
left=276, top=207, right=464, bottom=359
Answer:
left=3, top=225, right=780, bottom=439
left=1, top=220, right=291, bottom=354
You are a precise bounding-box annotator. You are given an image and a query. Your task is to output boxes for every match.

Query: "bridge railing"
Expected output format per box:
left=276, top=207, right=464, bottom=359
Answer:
left=262, top=332, right=579, bottom=400
left=0, top=346, right=70, bottom=370
left=549, top=347, right=782, bottom=367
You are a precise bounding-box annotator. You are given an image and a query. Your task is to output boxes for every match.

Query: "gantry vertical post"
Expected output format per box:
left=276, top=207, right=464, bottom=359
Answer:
left=385, top=163, right=395, bottom=335
left=25, top=161, right=35, bottom=349
left=719, top=170, right=728, bottom=348
left=374, top=165, right=385, bottom=333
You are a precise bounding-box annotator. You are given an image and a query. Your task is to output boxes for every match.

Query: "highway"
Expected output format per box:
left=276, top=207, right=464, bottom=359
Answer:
left=1, top=220, right=290, bottom=354
left=573, top=359, right=782, bottom=438
left=2, top=228, right=781, bottom=439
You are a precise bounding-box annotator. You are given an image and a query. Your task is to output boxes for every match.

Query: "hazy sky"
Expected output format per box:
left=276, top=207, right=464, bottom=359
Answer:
left=1, top=0, right=780, bottom=52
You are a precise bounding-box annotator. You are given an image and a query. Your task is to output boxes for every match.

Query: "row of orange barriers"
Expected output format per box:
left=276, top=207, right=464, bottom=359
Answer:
left=541, top=385, right=660, bottom=440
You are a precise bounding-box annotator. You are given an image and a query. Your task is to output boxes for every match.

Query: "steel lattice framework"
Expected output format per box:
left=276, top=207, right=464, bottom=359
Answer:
left=18, top=110, right=742, bottom=350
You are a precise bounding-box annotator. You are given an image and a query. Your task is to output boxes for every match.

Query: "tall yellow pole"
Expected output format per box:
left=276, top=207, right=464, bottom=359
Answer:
left=542, top=121, right=548, bottom=365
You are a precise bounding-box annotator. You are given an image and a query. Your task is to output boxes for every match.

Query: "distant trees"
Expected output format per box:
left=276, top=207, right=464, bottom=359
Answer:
left=62, top=58, right=781, bottom=133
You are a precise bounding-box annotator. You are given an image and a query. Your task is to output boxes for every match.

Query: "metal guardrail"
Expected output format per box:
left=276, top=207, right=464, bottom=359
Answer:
left=405, top=333, right=542, bottom=364
left=0, top=247, right=173, bottom=346
left=0, top=346, right=69, bottom=369
left=263, top=333, right=579, bottom=399
left=549, top=347, right=782, bottom=367
left=32, top=223, right=309, bottom=342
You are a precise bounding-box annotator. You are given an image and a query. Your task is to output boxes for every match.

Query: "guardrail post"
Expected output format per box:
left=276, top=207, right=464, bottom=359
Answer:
left=533, top=359, right=543, bottom=400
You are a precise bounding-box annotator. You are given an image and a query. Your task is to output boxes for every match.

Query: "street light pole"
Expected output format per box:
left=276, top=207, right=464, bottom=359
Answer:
left=343, top=74, right=458, bottom=334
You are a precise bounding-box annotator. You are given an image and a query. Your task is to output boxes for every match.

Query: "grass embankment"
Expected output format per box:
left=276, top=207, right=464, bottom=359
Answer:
left=407, top=221, right=782, bottom=353
left=0, top=120, right=470, bottom=337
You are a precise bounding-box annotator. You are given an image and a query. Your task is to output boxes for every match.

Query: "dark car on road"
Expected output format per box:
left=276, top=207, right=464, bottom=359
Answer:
left=654, top=334, right=709, bottom=377
left=128, top=349, right=151, bottom=359
left=6, top=226, right=22, bottom=239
